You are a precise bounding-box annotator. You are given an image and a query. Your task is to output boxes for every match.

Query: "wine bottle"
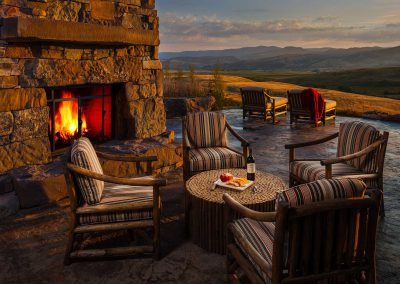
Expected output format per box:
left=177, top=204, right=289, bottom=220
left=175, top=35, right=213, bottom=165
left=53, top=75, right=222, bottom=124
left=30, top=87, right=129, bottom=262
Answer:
left=246, top=149, right=255, bottom=181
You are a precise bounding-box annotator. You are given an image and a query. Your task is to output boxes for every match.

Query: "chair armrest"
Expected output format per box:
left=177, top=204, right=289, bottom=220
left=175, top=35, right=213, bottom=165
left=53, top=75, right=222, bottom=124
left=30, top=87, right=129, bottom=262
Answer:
left=96, top=151, right=158, bottom=163
left=223, top=193, right=276, bottom=222
left=321, top=138, right=386, bottom=166
left=226, top=122, right=250, bottom=147
left=67, top=163, right=167, bottom=186
left=285, top=132, right=338, bottom=149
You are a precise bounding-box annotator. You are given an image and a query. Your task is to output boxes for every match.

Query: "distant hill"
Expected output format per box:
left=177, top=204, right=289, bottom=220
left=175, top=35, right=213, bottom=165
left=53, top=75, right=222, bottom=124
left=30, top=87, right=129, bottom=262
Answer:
left=160, top=46, right=400, bottom=71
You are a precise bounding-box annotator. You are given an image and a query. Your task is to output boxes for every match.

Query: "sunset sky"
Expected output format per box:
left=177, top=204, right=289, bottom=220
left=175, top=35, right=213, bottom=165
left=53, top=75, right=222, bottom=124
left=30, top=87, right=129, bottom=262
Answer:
left=156, top=0, right=400, bottom=52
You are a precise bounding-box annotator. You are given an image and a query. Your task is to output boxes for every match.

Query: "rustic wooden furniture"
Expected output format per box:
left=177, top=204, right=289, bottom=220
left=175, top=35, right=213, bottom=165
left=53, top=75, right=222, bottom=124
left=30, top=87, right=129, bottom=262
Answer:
left=182, top=111, right=250, bottom=180
left=185, top=168, right=287, bottom=254
left=287, top=89, right=336, bottom=126
left=285, top=121, right=389, bottom=214
left=64, top=148, right=166, bottom=265
left=224, top=181, right=382, bottom=284
left=241, top=87, right=288, bottom=124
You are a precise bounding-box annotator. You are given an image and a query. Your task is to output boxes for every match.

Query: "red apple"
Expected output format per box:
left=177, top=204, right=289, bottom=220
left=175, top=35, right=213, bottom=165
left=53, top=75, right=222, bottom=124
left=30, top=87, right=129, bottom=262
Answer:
left=220, top=173, right=234, bottom=182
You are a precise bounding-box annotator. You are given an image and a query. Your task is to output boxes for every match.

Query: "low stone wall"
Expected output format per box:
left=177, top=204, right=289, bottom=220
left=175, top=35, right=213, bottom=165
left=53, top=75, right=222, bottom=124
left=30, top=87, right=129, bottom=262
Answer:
left=164, top=96, right=216, bottom=118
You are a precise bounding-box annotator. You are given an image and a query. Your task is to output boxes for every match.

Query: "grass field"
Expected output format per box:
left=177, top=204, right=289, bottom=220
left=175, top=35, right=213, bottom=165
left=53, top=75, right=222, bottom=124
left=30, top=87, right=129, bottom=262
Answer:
left=195, top=74, right=400, bottom=121
left=221, top=67, right=400, bottom=100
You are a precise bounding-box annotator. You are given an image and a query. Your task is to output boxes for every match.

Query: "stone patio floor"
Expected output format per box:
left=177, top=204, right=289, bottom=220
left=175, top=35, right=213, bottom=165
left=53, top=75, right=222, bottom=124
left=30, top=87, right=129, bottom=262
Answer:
left=0, top=109, right=399, bottom=283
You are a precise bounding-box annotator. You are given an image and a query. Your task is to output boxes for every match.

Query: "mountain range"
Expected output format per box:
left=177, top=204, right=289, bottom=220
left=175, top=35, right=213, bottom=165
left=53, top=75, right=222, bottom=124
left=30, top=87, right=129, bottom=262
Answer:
left=160, top=46, right=400, bottom=71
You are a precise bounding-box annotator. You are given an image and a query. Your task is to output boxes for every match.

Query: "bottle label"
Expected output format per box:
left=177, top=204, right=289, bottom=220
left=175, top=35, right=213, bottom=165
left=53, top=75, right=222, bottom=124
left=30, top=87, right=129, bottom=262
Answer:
left=247, top=163, right=256, bottom=174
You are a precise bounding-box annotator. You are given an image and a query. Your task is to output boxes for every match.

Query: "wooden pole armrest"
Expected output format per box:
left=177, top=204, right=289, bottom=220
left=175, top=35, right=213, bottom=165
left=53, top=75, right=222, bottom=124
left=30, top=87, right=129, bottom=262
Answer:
left=285, top=132, right=338, bottom=149
left=223, top=193, right=277, bottom=222
left=67, top=163, right=167, bottom=186
left=226, top=122, right=250, bottom=147
left=96, top=151, right=158, bottom=163
left=320, top=138, right=386, bottom=166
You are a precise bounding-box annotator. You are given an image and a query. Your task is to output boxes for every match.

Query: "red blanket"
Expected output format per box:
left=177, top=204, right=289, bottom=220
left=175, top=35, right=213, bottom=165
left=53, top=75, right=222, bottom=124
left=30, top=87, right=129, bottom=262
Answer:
left=301, top=88, right=325, bottom=127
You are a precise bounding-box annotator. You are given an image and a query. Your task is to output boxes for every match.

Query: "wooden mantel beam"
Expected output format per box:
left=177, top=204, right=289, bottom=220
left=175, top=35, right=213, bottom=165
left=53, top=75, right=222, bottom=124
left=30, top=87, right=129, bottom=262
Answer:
left=0, top=17, right=159, bottom=46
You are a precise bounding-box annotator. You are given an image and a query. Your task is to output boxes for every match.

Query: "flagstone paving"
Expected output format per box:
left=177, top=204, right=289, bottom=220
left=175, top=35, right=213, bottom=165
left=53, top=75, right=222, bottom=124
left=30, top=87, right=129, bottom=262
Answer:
left=0, top=109, right=398, bottom=283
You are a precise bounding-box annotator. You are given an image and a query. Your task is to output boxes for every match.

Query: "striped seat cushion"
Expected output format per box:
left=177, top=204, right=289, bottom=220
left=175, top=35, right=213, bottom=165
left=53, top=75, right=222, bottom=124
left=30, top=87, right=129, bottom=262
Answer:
left=290, top=161, right=364, bottom=182
left=189, top=147, right=245, bottom=172
left=71, top=137, right=104, bottom=205
left=276, top=178, right=366, bottom=208
left=186, top=112, right=228, bottom=148
left=232, top=218, right=275, bottom=284
left=337, top=121, right=381, bottom=173
left=79, top=182, right=153, bottom=225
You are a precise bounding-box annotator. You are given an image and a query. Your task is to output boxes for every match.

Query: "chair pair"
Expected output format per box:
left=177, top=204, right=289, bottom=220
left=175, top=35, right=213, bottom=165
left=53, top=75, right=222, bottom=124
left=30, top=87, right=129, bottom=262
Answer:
left=224, top=178, right=382, bottom=284
left=241, top=87, right=288, bottom=124
left=64, top=137, right=166, bottom=264
left=182, top=111, right=250, bottom=180
left=287, top=89, right=337, bottom=126
left=285, top=121, right=389, bottom=214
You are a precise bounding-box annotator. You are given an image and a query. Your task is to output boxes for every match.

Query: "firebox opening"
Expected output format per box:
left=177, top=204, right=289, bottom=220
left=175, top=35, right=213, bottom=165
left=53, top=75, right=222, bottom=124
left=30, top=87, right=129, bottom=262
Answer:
left=47, top=85, right=115, bottom=152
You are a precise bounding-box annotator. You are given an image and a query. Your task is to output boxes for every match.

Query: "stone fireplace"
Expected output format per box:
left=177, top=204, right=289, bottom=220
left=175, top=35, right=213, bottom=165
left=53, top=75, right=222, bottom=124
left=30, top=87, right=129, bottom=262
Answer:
left=0, top=0, right=166, bottom=173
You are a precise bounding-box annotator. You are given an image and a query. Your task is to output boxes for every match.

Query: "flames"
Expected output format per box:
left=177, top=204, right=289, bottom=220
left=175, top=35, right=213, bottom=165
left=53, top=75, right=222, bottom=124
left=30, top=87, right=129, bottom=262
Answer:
left=54, top=91, right=87, bottom=142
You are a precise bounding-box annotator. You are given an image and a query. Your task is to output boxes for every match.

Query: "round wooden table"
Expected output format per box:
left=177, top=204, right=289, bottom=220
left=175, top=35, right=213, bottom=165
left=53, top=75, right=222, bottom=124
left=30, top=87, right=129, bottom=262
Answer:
left=185, top=169, right=287, bottom=254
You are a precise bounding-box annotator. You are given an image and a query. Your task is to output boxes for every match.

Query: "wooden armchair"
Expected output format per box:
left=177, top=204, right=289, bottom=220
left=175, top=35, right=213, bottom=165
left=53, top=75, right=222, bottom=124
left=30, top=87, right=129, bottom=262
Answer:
left=285, top=121, right=388, bottom=214
left=182, top=111, right=249, bottom=180
left=64, top=138, right=166, bottom=265
left=224, top=178, right=382, bottom=284
left=241, top=87, right=288, bottom=124
left=287, top=89, right=337, bottom=126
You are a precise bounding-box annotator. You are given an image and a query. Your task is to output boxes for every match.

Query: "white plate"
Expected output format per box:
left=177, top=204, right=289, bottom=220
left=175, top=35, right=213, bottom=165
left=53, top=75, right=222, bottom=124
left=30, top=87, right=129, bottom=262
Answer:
left=215, top=179, right=254, bottom=191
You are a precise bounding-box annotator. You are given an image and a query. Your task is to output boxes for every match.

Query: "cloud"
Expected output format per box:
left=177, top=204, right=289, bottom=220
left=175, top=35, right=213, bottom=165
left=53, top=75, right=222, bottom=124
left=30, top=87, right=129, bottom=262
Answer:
left=159, top=12, right=400, bottom=51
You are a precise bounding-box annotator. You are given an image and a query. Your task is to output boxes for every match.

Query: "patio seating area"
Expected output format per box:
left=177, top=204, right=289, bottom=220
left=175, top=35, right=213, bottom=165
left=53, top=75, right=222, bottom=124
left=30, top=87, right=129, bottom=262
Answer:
left=0, top=109, right=399, bottom=283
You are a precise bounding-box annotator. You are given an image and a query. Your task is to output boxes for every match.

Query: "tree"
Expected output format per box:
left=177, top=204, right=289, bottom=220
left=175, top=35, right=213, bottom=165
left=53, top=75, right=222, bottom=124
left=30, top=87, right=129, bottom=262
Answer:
left=210, top=65, right=226, bottom=109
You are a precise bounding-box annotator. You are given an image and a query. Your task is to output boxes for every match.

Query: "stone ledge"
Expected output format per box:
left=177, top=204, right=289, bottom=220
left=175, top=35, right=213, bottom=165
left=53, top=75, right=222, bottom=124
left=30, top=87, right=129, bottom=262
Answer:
left=1, top=17, right=160, bottom=46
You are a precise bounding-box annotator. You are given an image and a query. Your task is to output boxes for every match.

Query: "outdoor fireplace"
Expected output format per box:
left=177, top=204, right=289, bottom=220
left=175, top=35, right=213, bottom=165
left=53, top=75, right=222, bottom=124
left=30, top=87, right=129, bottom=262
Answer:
left=47, top=85, right=114, bottom=151
left=0, top=0, right=166, bottom=173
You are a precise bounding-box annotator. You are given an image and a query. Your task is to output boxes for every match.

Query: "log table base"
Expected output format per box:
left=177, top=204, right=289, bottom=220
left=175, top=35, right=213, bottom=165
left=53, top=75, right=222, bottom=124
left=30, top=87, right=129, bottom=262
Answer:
left=185, top=169, right=287, bottom=254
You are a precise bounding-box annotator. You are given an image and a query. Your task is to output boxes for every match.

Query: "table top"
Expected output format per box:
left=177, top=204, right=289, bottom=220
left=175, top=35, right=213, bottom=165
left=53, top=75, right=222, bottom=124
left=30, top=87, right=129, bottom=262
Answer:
left=186, top=169, right=288, bottom=205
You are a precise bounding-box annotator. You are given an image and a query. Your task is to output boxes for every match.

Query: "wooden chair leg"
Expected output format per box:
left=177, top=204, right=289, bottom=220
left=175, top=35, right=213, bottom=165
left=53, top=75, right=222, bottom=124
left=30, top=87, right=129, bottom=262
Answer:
left=379, top=179, right=385, bottom=217
left=64, top=230, right=75, bottom=265
left=272, top=110, right=276, bottom=125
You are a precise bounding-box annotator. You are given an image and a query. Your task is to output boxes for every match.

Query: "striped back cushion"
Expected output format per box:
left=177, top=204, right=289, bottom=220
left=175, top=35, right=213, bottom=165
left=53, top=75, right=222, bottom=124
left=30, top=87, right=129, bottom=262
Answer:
left=241, top=87, right=268, bottom=106
left=287, top=90, right=304, bottom=109
left=276, top=178, right=366, bottom=209
left=185, top=112, right=228, bottom=148
left=71, top=137, right=104, bottom=205
left=337, top=121, right=381, bottom=173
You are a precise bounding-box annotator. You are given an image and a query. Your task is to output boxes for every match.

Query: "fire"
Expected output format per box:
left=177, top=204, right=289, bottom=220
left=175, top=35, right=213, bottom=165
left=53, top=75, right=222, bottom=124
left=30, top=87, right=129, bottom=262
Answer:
left=54, top=91, right=87, bottom=142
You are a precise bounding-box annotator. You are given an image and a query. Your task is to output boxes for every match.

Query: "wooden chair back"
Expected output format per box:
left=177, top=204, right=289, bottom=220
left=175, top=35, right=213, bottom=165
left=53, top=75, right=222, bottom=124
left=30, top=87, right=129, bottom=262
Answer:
left=241, top=87, right=269, bottom=109
left=273, top=191, right=381, bottom=283
left=287, top=90, right=306, bottom=112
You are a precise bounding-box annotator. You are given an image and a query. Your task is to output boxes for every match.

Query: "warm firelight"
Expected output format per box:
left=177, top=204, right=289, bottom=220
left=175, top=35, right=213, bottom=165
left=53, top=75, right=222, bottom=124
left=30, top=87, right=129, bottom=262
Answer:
left=54, top=91, right=87, bottom=142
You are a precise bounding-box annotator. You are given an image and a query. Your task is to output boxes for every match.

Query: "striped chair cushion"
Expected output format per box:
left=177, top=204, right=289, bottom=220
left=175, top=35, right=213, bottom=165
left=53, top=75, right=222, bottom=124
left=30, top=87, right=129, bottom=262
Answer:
left=189, top=147, right=245, bottom=172
left=79, top=182, right=153, bottom=225
left=232, top=218, right=275, bottom=284
left=241, top=87, right=267, bottom=106
left=186, top=112, right=228, bottom=148
left=337, top=121, right=381, bottom=173
left=71, top=137, right=104, bottom=205
left=290, top=161, right=364, bottom=182
left=276, top=178, right=366, bottom=209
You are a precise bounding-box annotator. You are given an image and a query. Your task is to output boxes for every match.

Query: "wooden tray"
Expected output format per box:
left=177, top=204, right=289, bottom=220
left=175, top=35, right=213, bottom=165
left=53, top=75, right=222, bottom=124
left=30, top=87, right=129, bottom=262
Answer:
left=215, top=178, right=254, bottom=191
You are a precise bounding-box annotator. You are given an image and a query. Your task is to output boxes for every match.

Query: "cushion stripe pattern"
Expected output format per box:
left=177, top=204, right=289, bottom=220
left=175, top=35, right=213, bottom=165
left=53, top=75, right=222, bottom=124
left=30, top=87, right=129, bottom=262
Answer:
left=276, top=178, right=366, bottom=208
left=233, top=218, right=275, bottom=284
left=337, top=121, right=381, bottom=173
left=79, top=183, right=153, bottom=225
left=186, top=112, right=228, bottom=148
left=71, top=137, right=104, bottom=205
left=290, top=161, right=364, bottom=182
left=189, top=147, right=245, bottom=172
